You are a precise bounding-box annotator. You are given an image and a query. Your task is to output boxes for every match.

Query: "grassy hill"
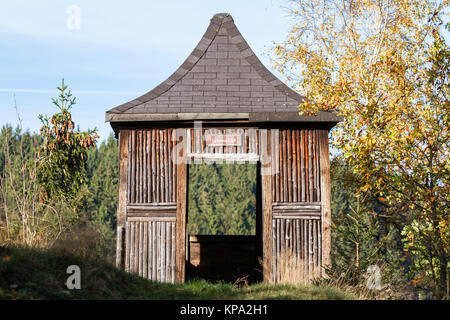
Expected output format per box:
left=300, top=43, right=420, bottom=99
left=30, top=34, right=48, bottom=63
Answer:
left=0, top=245, right=356, bottom=300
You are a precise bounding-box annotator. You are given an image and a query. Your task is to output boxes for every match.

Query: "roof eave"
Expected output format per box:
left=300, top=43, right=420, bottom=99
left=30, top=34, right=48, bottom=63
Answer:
left=106, top=110, right=342, bottom=124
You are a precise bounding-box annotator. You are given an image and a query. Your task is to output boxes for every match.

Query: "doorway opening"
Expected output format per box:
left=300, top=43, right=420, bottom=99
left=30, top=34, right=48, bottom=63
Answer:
left=186, top=161, right=263, bottom=283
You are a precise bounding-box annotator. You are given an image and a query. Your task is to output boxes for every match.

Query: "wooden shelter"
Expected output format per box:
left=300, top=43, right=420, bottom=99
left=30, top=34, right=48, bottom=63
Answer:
left=106, top=13, right=340, bottom=283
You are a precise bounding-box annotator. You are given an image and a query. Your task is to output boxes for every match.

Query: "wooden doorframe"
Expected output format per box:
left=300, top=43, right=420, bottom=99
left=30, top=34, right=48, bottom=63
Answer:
left=174, top=128, right=275, bottom=283
left=175, top=137, right=187, bottom=283
left=181, top=155, right=265, bottom=282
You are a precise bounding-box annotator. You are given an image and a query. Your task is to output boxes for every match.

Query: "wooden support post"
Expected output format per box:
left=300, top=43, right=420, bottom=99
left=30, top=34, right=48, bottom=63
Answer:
left=262, top=129, right=273, bottom=283
left=116, top=130, right=129, bottom=269
left=116, top=226, right=124, bottom=269
left=319, top=130, right=331, bottom=271
left=175, top=130, right=187, bottom=283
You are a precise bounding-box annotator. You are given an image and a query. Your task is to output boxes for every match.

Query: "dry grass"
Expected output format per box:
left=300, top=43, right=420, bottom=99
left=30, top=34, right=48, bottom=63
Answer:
left=273, top=252, right=320, bottom=285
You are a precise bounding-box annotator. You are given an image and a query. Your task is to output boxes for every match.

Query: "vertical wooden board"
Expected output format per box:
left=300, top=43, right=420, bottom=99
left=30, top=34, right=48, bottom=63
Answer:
left=270, top=129, right=280, bottom=202
left=143, top=222, right=147, bottom=277
left=196, top=127, right=200, bottom=153
left=171, top=223, right=176, bottom=283
left=262, top=130, right=273, bottom=283
left=286, top=219, right=291, bottom=263
left=305, top=130, right=310, bottom=202
left=256, top=161, right=262, bottom=265
left=116, top=226, right=123, bottom=269
left=282, top=130, right=287, bottom=202
left=315, top=130, right=320, bottom=202
left=295, top=130, right=301, bottom=202
left=135, top=130, right=139, bottom=203
left=300, top=130, right=306, bottom=202
left=319, top=130, right=331, bottom=269
left=129, top=222, right=133, bottom=273
left=160, top=130, right=165, bottom=203
left=139, top=130, right=143, bottom=203
left=272, top=220, right=276, bottom=283
left=152, top=221, right=157, bottom=280
left=296, top=219, right=300, bottom=265
left=161, top=221, right=166, bottom=282
left=151, top=130, right=156, bottom=202
left=291, top=220, right=295, bottom=267
left=136, top=130, right=140, bottom=203
left=136, top=222, right=140, bottom=275
left=144, top=221, right=152, bottom=279
left=318, top=220, right=322, bottom=277
left=125, top=222, right=130, bottom=272
left=127, top=132, right=132, bottom=204
left=276, top=218, right=281, bottom=283
left=146, top=130, right=152, bottom=203
left=117, top=130, right=129, bottom=269
left=310, top=130, right=315, bottom=202
left=135, top=222, right=140, bottom=276
left=138, top=222, right=143, bottom=276
left=271, top=131, right=276, bottom=201
left=292, top=130, right=298, bottom=202
left=173, top=131, right=177, bottom=202
left=287, top=130, right=292, bottom=202
left=175, top=131, right=187, bottom=283
left=155, top=131, right=160, bottom=203
left=308, top=131, right=314, bottom=202
left=280, top=218, right=285, bottom=275
left=201, top=127, right=206, bottom=154
left=156, top=221, right=161, bottom=282
left=138, top=130, right=143, bottom=203
left=130, top=222, right=135, bottom=273
left=314, top=130, right=319, bottom=202
left=118, top=130, right=129, bottom=227
left=130, top=130, right=136, bottom=203
left=308, top=220, right=313, bottom=281
left=166, top=223, right=171, bottom=282
left=303, top=219, right=307, bottom=279
left=143, top=131, right=147, bottom=203
left=271, top=132, right=276, bottom=202
left=165, top=130, right=170, bottom=203
left=313, top=219, right=317, bottom=278
left=168, top=129, right=173, bottom=202
left=278, top=130, right=282, bottom=202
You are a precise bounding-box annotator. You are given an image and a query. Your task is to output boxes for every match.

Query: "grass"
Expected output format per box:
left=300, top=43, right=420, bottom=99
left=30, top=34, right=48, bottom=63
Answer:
left=0, top=245, right=357, bottom=300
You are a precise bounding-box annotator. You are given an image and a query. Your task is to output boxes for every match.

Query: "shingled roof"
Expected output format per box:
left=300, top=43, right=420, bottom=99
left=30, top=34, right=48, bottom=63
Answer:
left=105, top=13, right=339, bottom=124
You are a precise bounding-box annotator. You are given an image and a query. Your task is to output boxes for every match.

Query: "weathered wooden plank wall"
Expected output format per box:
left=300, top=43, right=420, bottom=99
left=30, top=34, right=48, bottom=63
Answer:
left=118, top=127, right=330, bottom=284
left=125, top=220, right=176, bottom=282
left=124, top=129, right=178, bottom=283
left=270, top=129, right=323, bottom=283
left=127, top=129, right=177, bottom=204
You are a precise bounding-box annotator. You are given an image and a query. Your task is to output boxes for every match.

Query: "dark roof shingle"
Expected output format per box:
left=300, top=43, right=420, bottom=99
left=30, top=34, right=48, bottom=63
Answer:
left=105, top=13, right=340, bottom=124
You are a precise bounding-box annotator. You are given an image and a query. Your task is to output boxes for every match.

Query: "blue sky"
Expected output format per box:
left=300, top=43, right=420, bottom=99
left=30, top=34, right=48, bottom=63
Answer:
left=0, top=0, right=294, bottom=141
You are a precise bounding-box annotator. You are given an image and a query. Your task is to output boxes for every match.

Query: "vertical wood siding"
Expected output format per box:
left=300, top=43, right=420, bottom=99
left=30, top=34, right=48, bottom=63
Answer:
left=272, top=129, right=321, bottom=203
left=125, top=129, right=177, bottom=283
left=270, top=129, right=323, bottom=283
left=127, top=129, right=176, bottom=204
left=125, top=220, right=176, bottom=283
left=120, top=127, right=327, bottom=284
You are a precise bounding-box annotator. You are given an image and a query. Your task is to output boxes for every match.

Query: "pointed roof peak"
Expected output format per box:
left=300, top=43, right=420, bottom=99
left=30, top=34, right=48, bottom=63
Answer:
left=106, top=13, right=340, bottom=125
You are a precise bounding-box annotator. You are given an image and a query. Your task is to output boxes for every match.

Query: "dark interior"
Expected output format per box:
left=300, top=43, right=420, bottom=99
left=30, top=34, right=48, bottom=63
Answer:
left=186, top=235, right=262, bottom=283
left=186, top=162, right=263, bottom=283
